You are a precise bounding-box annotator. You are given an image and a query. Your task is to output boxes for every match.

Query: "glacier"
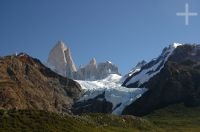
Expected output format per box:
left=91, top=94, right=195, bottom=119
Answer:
left=76, top=74, right=147, bottom=115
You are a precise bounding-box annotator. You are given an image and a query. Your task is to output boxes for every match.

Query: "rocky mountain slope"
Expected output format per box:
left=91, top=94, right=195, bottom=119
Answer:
left=0, top=53, right=82, bottom=113
left=122, top=44, right=200, bottom=116
left=47, top=41, right=120, bottom=80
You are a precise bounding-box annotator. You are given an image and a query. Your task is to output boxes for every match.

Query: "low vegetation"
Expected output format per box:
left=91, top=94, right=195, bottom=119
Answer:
left=0, top=109, right=158, bottom=132
left=145, top=103, right=200, bottom=132
left=0, top=103, right=200, bottom=132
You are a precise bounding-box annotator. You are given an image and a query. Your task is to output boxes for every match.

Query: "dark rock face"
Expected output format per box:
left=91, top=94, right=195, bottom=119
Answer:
left=0, top=53, right=82, bottom=113
left=122, top=45, right=200, bottom=116
left=72, top=92, right=113, bottom=114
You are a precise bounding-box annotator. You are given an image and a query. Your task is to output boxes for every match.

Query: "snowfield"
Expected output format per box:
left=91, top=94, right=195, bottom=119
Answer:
left=76, top=74, right=147, bottom=115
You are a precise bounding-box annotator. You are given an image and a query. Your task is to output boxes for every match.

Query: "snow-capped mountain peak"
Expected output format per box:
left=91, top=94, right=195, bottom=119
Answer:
left=170, top=42, right=182, bottom=48
left=123, top=43, right=182, bottom=88
left=122, top=44, right=200, bottom=116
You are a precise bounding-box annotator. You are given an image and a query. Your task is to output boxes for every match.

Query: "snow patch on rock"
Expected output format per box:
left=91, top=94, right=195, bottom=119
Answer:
left=124, top=43, right=182, bottom=87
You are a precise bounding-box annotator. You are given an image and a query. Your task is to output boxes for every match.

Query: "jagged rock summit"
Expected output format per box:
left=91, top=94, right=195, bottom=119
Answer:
left=74, top=59, right=120, bottom=80
left=47, top=41, right=120, bottom=80
left=47, top=41, right=77, bottom=77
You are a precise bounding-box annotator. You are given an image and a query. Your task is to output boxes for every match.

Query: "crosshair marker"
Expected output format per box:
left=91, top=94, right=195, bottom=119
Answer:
left=176, top=3, right=197, bottom=25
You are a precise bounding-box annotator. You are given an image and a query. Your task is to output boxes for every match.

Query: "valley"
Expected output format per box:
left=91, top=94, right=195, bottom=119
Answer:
left=1, top=42, right=200, bottom=131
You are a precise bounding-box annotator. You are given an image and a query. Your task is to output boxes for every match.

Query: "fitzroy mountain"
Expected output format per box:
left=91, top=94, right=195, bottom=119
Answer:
left=47, top=41, right=120, bottom=80
left=47, top=41, right=200, bottom=116
left=1, top=42, right=200, bottom=118
left=47, top=41, right=147, bottom=115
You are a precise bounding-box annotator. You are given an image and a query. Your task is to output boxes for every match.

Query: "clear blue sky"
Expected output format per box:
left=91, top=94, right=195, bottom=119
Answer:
left=1, top=0, right=200, bottom=74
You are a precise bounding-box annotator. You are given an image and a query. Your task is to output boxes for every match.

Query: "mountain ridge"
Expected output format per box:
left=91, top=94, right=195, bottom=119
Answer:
left=0, top=52, right=82, bottom=113
left=122, top=44, right=200, bottom=116
left=47, top=41, right=120, bottom=80
left=2, top=42, right=200, bottom=118
left=122, top=43, right=182, bottom=87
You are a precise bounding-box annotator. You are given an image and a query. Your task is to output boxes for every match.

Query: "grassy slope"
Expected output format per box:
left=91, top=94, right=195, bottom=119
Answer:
left=145, top=103, right=200, bottom=132
left=0, top=104, right=200, bottom=132
left=0, top=110, right=158, bottom=132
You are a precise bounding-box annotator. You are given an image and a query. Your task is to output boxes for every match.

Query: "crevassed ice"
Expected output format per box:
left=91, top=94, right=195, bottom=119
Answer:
left=76, top=74, right=147, bottom=115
